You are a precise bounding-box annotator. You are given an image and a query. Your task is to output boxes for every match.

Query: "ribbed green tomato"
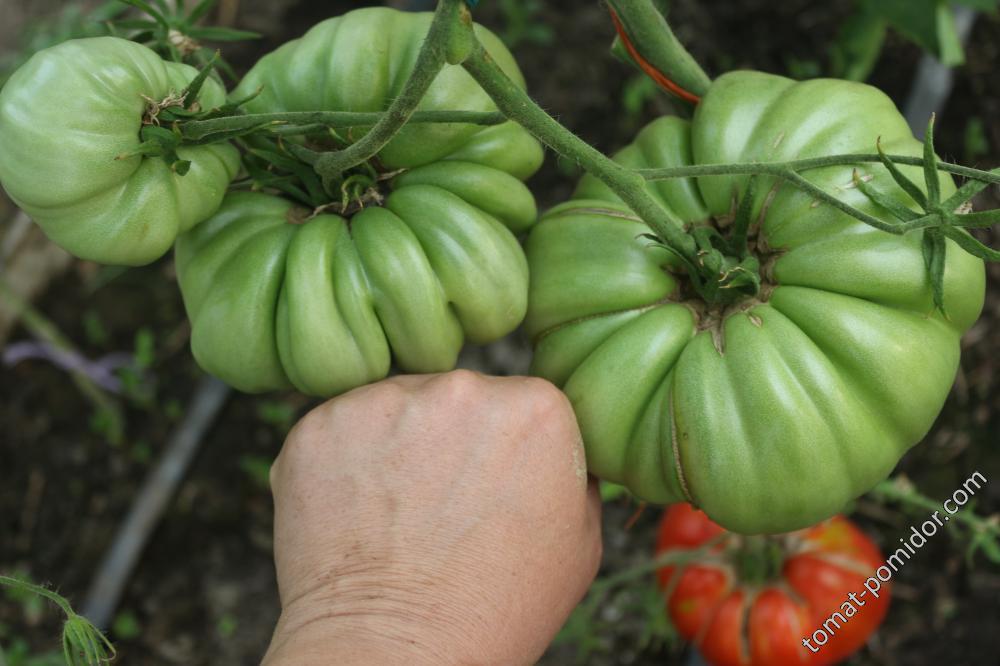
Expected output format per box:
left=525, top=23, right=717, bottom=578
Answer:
left=176, top=174, right=534, bottom=395
left=0, top=37, right=239, bottom=266
left=526, top=71, right=985, bottom=535
left=175, top=7, right=543, bottom=396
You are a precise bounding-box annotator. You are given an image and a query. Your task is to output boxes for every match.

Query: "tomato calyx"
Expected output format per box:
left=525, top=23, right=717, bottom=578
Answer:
left=733, top=535, right=786, bottom=586
left=647, top=176, right=775, bottom=315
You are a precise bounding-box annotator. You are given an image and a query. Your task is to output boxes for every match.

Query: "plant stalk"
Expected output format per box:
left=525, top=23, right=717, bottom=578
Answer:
left=180, top=109, right=506, bottom=141
left=460, top=41, right=699, bottom=266
left=606, top=0, right=711, bottom=98
left=639, top=155, right=1000, bottom=185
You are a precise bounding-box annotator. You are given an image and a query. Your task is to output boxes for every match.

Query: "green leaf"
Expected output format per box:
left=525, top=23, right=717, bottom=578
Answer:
left=119, top=0, right=170, bottom=29
left=111, top=18, right=160, bottom=30
left=950, top=209, right=1000, bottom=228
left=968, top=530, right=1000, bottom=565
left=935, top=2, right=965, bottom=66
left=952, top=0, right=999, bottom=9
left=922, top=230, right=947, bottom=313
left=187, top=26, right=261, bottom=41
left=186, top=0, right=217, bottom=24
left=866, top=0, right=968, bottom=64
left=180, top=51, right=218, bottom=106
left=139, top=124, right=178, bottom=147
left=853, top=169, right=920, bottom=221
left=923, top=115, right=941, bottom=205
left=943, top=225, right=1000, bottom=260
left=149, top=0, right=172, bottom=16
left=830, top=4, right=887, bottom=81
left=941, top=170, right=996, bottom=211
left=876, top=140, right=928, bottom=208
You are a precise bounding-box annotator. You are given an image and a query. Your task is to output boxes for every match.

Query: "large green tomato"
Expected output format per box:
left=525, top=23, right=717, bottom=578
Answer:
left=176, top=8, right=542, bottom=396
left=0, top=37, right=239, bottom=266
left=176, top=179, right=533, bottom=395
left=526, top=71, right=985, bottom=535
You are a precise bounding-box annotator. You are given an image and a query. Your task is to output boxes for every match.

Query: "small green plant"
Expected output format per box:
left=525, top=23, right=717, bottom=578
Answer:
left=0, top=575, right=114, bottom=666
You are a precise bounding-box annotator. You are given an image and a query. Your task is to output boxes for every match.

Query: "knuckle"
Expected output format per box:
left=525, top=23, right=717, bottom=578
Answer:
left=521, top=377, right=575, bottom=424
left=428, top=368, right=487, bottom=400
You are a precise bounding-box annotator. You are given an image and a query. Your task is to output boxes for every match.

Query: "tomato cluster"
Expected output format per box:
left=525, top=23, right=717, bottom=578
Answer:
left=526, top=74, right=984, bottom=534
left=656, top=503, right=891, bottom=666
left=0, top=7, right=986, bottom=538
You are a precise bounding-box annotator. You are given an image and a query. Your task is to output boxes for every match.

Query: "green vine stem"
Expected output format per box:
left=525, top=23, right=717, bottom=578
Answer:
left=870, top=477, right=1000, bottom=551
left=0, top=575, right=114, bottom=666
left=639, top=156, right=1000, bottom=236
left=180, top=109, right=506, bottom=141
left=459, top=40, right=699, bottom=269
left=311, top=0, right=468, bottom=186
left=639, top=155, right=1000, bottom=186
left=606, top=0, right=711, bottom=99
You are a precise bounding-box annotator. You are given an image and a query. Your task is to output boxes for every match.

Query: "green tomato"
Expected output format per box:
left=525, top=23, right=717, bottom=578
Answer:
left=175, top=7, right=543, bottom=397
left=526, top=71, right=985, bottom=535
left=0, top=37, right=239, bottom=266
left=176, top=177, right=533, bottom=395
left=230, top=7, right=535, bottom=171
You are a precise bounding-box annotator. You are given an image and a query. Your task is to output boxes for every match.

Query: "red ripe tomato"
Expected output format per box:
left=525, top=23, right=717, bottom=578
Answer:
left=656, top=504, right=890, bottom=665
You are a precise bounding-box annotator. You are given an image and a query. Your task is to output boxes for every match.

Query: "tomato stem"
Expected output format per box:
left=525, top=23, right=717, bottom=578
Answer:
left=459, top=40, right=707, bottom=281
left=606, top=1, right=709, bottom=103
left=735, top=536, right=786, bottom=586
left=179, top=110, right=506, bottom=142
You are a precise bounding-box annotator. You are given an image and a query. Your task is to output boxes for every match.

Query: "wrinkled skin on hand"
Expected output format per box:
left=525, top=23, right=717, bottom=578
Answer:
left=264, top=371, right=603, bottom=666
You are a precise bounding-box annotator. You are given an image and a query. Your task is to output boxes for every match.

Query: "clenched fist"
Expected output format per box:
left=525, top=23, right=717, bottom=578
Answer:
left=263, top=370, right=603, bottom=665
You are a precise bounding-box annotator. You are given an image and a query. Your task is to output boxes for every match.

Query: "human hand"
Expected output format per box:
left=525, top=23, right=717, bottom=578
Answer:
left=262, top=370, right=603, bottom=665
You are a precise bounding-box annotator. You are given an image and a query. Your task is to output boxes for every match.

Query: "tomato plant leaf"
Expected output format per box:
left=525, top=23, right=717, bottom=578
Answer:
left=180, top=50, right=219, bottom=106
left=942, top=226, right=1000, bottom=261
left=853, top=169, right=920, bottom=221
left=951, top=209, right=1000, bottom=228
left=187, top=26, right=261, bottom=41
left=186, top=0, right=217, bottom=25
left=865, top=0, right=964, bottom=65
left=941, top=170, right=997, bottom=211
left=923, top=115, right=941, bottom=205
left=951, top=0, right=999, bottom=9
left=830, top=4, right=887, bottom=81
left=876, top=139, right=928, bottom=208
left=922, top=229, right=948, bottom=314
left=119, top=0, right=170, bottom=29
